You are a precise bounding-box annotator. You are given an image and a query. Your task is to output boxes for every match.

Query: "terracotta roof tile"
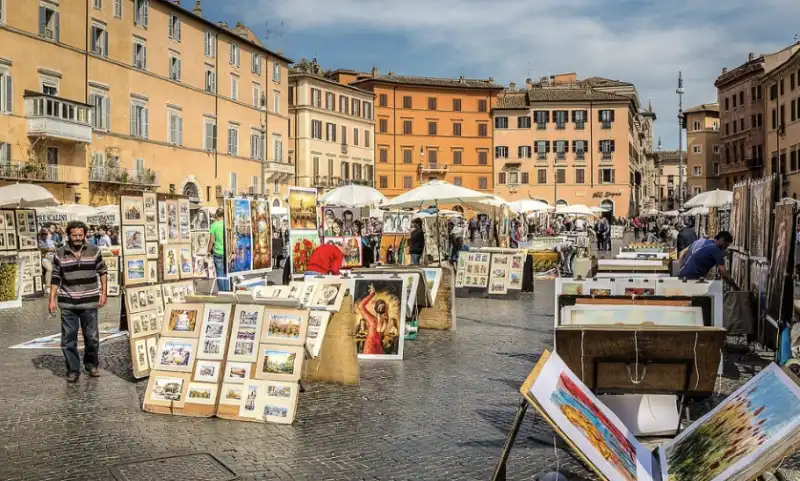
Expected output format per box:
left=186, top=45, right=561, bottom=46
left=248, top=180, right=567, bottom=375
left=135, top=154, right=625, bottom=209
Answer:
left=577, top=76, right=633, bottom=87
left=352, top=74, right=503, bottom=90
left=495, top=91, right=528, bottom=109
left=684, top=103, right=719, bottom=114
left=526, top=88, right=631, bottom=103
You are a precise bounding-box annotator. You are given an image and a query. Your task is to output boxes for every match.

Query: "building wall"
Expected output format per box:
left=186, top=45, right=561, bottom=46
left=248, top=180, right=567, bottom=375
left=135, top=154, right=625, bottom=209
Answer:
left=718, top=76, right=764, bottom=189
left=288, top=75, right=375, bottom=190
left=764, top=59, right=800, bottom=199
left=363, top=84, right=497, bottom=197
left=656, top=160, right=683, bottom=211
left=684, top=111, right=721, bottom=196
left=0, top=0, right=291, bottom=206
left=492, top=101, right=634, bottom=218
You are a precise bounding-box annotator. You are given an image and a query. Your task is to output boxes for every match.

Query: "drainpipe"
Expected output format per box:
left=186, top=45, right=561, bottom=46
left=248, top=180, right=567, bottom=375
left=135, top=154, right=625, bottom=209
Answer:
left=392, top=85, right=398, bottom=192
left=214, top=32, right=219, bottom=182
left=84, top=0, right=89, bottom=103
left=589, top=100, right=594, bottom=187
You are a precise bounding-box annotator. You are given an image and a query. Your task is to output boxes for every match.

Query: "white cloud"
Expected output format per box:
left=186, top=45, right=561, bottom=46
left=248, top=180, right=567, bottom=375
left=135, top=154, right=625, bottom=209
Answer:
left=243, top=0, right=800, bottom=148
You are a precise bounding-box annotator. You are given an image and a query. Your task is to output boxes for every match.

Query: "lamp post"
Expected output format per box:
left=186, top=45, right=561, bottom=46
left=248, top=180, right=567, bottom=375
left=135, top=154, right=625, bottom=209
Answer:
left=676, top=71, right=685, bottom=207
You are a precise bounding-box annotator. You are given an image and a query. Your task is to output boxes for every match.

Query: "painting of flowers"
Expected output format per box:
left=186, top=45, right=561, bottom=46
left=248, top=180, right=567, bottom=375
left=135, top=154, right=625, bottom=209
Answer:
left=289, top=231, right=319, bottom=275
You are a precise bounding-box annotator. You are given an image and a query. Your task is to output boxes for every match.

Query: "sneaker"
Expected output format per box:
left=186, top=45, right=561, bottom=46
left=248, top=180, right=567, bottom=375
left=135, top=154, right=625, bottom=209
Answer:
left=85, top=367, right=100, bottom=378
left=66, top=372, right=79, bottom=383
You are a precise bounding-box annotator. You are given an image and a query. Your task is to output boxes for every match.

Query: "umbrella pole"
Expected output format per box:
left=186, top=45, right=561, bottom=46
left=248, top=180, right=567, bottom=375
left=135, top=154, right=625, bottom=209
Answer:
left=435, top=199, right=441, bottom=266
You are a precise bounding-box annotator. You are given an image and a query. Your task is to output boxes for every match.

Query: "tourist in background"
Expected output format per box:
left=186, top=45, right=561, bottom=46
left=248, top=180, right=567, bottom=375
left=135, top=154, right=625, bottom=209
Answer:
left=39, top=227, right=56, bottom=287
left=409, top=218, right=425, bottom=265
left=95, top=226, right=112, bottom=247
left=48, top=223, right=62, bottom=247
left=676, top=219, right=698, bottom=254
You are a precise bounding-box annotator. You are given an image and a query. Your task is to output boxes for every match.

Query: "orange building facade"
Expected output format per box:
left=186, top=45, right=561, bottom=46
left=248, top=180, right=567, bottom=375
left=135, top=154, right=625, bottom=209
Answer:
left=351, top=72, right=502, bottom=197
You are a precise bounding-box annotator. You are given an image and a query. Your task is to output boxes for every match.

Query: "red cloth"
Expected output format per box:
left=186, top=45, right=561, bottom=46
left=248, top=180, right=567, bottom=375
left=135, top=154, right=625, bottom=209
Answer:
left=306, top=243, right=344, bottom=275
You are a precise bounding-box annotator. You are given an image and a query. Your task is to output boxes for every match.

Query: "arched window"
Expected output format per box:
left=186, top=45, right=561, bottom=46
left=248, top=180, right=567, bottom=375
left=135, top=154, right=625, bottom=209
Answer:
left=692, top=120, right=701, bottom=131
left=600, top=199, right=614, bottom=217
left=182, top=181, right=200, bottom=201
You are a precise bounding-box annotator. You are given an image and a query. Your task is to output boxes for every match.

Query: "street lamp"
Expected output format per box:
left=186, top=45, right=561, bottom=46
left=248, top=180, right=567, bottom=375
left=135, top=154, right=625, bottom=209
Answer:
left=676, top=71, right=684, bottom=207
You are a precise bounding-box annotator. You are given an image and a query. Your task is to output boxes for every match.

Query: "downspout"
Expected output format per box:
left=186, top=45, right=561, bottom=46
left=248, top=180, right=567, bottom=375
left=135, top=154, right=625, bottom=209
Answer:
left=214, top=32, right=219, bottom=181
left=84, top=0, right=89, bottom=103
left=589, top=100, right=594, bottom=187
left=392, top=85, right=398, bottom=191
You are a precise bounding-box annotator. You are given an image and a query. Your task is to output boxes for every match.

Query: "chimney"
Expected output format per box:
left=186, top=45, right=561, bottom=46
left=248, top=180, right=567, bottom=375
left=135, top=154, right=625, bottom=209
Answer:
left=193, top=0, right=202, bottom=17
left=509, top=82, right=517, bottom=90
left=525, top=77, right=533, bottom=88
left=748, top=52, right=754, bottom=61
left=235, top=22, right=249, bottom=38
left=459, top=76, right=466, bottom=84
left=371, top=66, right=379, bottom=77
left=722, top=67, right=728, bottom=75
left=488, top=77, right=494, bottom=83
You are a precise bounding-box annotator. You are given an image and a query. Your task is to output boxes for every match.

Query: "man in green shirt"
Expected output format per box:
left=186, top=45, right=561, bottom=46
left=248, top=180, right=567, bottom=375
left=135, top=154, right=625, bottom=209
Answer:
left=207, top=208, right=227, bottom=291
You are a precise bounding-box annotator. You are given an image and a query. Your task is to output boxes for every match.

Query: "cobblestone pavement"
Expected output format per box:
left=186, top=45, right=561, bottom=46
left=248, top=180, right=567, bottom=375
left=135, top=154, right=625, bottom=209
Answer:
left=1, top=278, right=798, bottom=480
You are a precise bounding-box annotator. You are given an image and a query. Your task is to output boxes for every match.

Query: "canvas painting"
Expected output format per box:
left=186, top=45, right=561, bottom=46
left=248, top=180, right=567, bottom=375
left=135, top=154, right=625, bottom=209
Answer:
left=306, top=310, right=331, bottom=358
left=525, top=351, right=654, bottom=481
left=197, top=304, right=232, bottom=360
left=227, top=304, right=264, bottom=362
left=122, top=225, right=146, bottom=255
left=261, top=308, right=308, bottom=346
left=194, top=360, right=221, bottom=383
left=219, top=383, right=244, bottom=406
left=422, top=268, right=442, bottom=304
left=225, top=198, right=254, bottom=275
left=124, top=256, right=148, bottom=286
left=767, top=203, right=794, bottom=320
left=309, top=281, right=346, bottom=311
left=250, top=198, right=272, bottom=271
left=660, top=364, right=800, bottom=481
left=353, top=275, right=407, bottom=360
left=289, top=231, right=320, bottom=275
left=342, top=237, right=363, bottom=267
left=322, top=207, right=359, bottom=237
left=121, top=196, right=144, bottom=225
left=154, top=337, right=197, bottom=373
left=186, top=382, right=218, bottom=405
left=224, top=361, right=252, bottom=384
left=146, top=372, right=190, bottom=408
left=288, top=187, right=318, bottom=230
left=161, top=304, right=204, bottom=338
left=162, top=245, right=180, bottom=280
left=562, top=305, right=703, bottom=326
left=255, top=344, right=304, bottom=381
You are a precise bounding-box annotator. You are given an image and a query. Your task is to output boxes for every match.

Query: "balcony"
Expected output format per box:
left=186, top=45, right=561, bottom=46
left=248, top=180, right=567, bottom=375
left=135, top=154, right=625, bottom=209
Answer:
left=555, top=152, right=567, bottom=163
left=601, top=152, right=613, bottom=162
left=601, top=121, right=613, bottom=129
left=0, top=162, right=82, bottom=185
left=24, top=92, right=93, bottom=143
left=418, top=162, right=448, bottom=173
left=341, top=144, right=348, bottom=154
left=747, top=157, right=764, bottom=170
left=89, top=166, right=159, bottom=188
left=264, top=161, right=295, bottom=183
left=574, top=122, right=585, bottom=130
left=555, top=122, right=566, bottom=130
left=575, top=152, right=586, bottom=162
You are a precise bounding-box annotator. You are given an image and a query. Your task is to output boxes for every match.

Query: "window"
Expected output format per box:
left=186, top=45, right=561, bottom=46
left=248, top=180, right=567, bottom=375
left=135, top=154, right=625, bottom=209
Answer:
left=325, top=122, right=336, bottom=142
left=89, top=91, right=110, bottom=130
left=229, top=75, right=238, bottom=99
left=311, top=88, right=321, bottom=108
left=349, top=99, right=360, bottom=117
left=273, top=134, right=282, bottom=162
left=133, top=39, right=147, bottom=69
left=554, top=110, right=568, bottom=129
left=204, top=31, right=216, bottom=58
left=478, top=123, right=488, bottom=137
left=518, top=116, right=531, bottom=129
left=495, top=116, right=508, bottom=129
left=772, top=108, right=777, bottom=129
left=168, top=14, right=181, bottom=41
left=228, top=172, right=237, bottom=191
left=556, top=169, right=566, bottom=184
left=495, top=146, right=508, bottom=158
left=364, top=130, right=371, bottom=147
left=599, top=140, right=615, bottom=159
left=250, top=130, right=263, bottom=160
left=428, top=121, right=437, bottom=135
left=521, top=172, right=529, bottom=184
left=575, top=168, right=585, bottom=184
left=379, top=93, right=388, bottom=107
left=692, top=120, right=701, bottom=131
left=534, top=110, right=548, bottom=129
left=740, top=118, right=744, bottom=130
left=477, top=99, right=487, bottom=112
left=402, top=149, right=412, bottom=164
left=713, top=145, right=720, bottom=155
left=453, top=176, right=462, bottom=186
left=129, top=101, right=149, bottom=139
left=205, top=69, right=216, bottom=93
left=203, top=117, right=217, bottom=150
left=339, top=96, right=349, bottom=114
left=229, top=43, right=240, bottom=67
left=114, top=0, right=122, bottom=18
left=573, top=140, right=586, bottom=160
left=452, top=122, right=462, bottom=136
left=91, top=24, right=108, bottom=57
left=403, top=120, right=412, bottom=135
left=341, top=125, right=347, bottom=145
left=353, top=128, right=359, bottom=146
left=453, top=99, right=461, bottom=111
left=599, top=109, right=614, bottom=128
left=252, top=54, right=262, bottom=75
left=453, top=150, right=462, bottom=164
left=379, top=176, right=388, bottom=189
left=770, top=84, right=778, bottom=100
left=599, top=168, right=615, bottom=184
left=168, top=110, right=183, bottom=145
left=693, top=166, right=701, bottom=176
left=169, top=54, right=182, bottom=81
left=478, top=177, right=488, bottom=190
left=428, top=149, right=438, bottom=164
left=478, top=151, right=488, bottom=165
left=0, top=142, right=9, bottom=164
left=404, top=176, right=412, bottom=189
left=537, top=169, right=547, bottom=184
left=518, top=146, right=531, bottom=158
left=573, top=110, right=587, bottom=129
left=379, top=119, right=388, bottom=133
left=382, top=149, right=391, bottom=163
left=272, top=62, right=281, bottom=82
left=133, top=0, right=148, bottom=27
left=692, top=145, right=702, bottom=154
left=793, top=74, right=797, bottom=91
left=273, top=90, right=280, bottom=113
left=554, top=140, right=568, bottom=160
left=732, top=95, right=737, bottom=108
left=534, top=140, right=550, bottom=160
left=364, top=102, right=372, bottom=120
left=252, top=83, right=261, bottom=108
left=739, top=91, right=744, bottom=104
left=403, top=96, right=412, bottom=109
left=325, top=92, right=335, bottom=111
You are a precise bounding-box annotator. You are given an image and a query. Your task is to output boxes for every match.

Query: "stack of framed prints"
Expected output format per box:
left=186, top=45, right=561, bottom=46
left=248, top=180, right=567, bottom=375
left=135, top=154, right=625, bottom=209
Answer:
left=455, top=248, right=525, bottom=299
left=287, top=188, right=320, bottom=276
left=17, top=250, right=42, bottom=297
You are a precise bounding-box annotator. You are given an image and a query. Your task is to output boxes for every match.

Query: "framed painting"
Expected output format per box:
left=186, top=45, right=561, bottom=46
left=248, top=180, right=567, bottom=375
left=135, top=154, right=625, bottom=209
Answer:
left=162, top=245, right=180, bottom=281
left=261, top=308, right=308, bottom=346
left=121, top=225, right=146, bottom=256
left=191, top=231, right=210, bottom=256
left=123, top=256, right=148, bottom=286
left=120, top=196, right=144, bottom=225
left=145, top=242, right=159, bottom=259
left=288, top=187, right=318, bottom=230
left=289, top=231, right=320, bottom=275
left=224, top=197, right=254, bottom=275
left=160, top=303, right=204, bottom=338
left=178, top=245, right=194, bottom=279
left=219, top=383, right=244, bottom=406
left=146, top=259, right=158, bottom=283
left=131, top=337, right=151, bottom=378
left=227, top=304, right=264, bottom=362
left=223, top=361, right=252, bottom=384
left=305, top=310, right=331, bottom=358
left=250, top=198, right=272, bottom=272
left=254, top=344, right=304, bottom=381
left=767, top=203, right=794, bottom=320
left=142, top=192, right=157, bottom=214
left=185, top=382, right=218, bottom=406
left=353, top=274, right=407, bottom=360
left=308, top=280, right=347, bottom=311
left=144, top=371, right=191, bottom=408
left=191, top=208, right=210, bottom=231
left=193, top=360, right=221, bottom=383
left=259, top=380, right=300, bottom=424
left=126, top=285, right=159, bottom=314
left=197, top=303, right=232, bottom=360
left=153, top=337, right=198, bottom=373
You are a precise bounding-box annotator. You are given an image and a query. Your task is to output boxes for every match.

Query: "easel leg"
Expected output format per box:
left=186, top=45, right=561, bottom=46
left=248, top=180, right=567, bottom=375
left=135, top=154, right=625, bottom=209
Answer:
left=490, top=398, right=529, bottom=481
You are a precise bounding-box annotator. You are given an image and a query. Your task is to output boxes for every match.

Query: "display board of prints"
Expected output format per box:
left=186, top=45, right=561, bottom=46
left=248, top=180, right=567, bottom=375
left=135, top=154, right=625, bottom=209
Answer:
left=15, top=209, right=38, bottom=251
left=17, top=250, right=42, bottom=297
left=488, top=253, right=510, bottom=294
left=322, top=206, right=362, bottom=236
left=460, top=251, right=490, bottom=288
left=0, top=210, right=18, bottom=252
left=749, top=178, right=773, bottom=259
left=323, top=236, right=362, bottom=267
left=353, top=274, right=408, bottom=360
left=381, top=212, right=412, bottom=235
left=767, top=203, right=795, bottom=321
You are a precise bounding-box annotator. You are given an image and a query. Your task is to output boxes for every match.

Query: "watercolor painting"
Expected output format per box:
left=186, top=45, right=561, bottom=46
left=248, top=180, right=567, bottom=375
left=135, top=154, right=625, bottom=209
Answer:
left=288, top=188, right=318, bottom=230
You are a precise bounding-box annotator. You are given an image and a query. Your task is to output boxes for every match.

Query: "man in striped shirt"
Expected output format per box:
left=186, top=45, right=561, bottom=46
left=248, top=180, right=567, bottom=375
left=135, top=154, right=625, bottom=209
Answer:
left=49, top=221, right=108, bottom=383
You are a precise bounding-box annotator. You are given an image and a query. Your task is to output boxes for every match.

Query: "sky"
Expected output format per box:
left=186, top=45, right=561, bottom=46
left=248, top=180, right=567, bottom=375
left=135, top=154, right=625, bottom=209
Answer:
left=200, top=0, right=800, bottom=150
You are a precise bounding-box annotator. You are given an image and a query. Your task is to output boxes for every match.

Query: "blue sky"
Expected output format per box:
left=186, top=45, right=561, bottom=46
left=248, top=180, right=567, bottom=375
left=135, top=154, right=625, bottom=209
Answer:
left=199, top=0, right=800, bottom=150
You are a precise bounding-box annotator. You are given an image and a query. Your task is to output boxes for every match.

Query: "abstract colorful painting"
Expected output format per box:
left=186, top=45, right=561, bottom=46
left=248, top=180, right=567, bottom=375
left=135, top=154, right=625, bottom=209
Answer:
left=250, top=199, right=272, bottom=272
left=661, top=364, right=800, bottom=481
left=224, top=198, right=253, bottom=274
left=289, top=231, right=320, bottom=275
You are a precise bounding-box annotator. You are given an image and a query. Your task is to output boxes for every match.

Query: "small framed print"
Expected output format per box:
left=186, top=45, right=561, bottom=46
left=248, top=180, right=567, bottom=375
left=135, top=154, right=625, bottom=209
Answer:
left=144, top=223, right=158, bottom=242
left=223, top=361, right=252, bottom=384
left=145, top=335, right=158, bottom=368
left=131, top=337, right=151, bottom=377
left=162, top=246, right=180, bottom=280
left=488, top=279, right=508, bottom=295
left=261, top=381, right=300, bottom=424
left=178, top=245, right=193, bottom=279
left=15, top=212, right=26, bottom=234
left=306, top=311, right=331, bottom=359
left=122, top=225, right=146, bottom=256
left=255, top=344, right=304, bottom=382
left=158, top=201, right=167, bottom=223
left=186, top=382, right=218, bottom=405
left=107, top=285, right=120, bottom=296
left=219, top=383, right=244, bottom=406
left=0, top=232, right=6, bottom=250
left=161, top=303, right=204, bottom=338
left=146, top=259, right=158, bottom=283
left=308, top=281, right=347, bottom=311
left=261, top=308, right=308, bottom=346
left=144, top=371, right=191, bottom=408
left=153, top=337, right=198, bottom=373
left=143, top=192, right=157, bottom=214
left=197, top=304, right=232, bottom=360
left=121, top=196, right=144, bottom=225
left=158, top=223, right=167, bottom=244
left=4, top=211, right=14, bottom=230
left=146, top=242, right=158, bottom=259
left=124, top=256, right=148, bottom=286
left=126, top=285, right=158, bottom=314
left=0, top=212, right=5, bottom=229
left=34, top=275, right=42, bottom=292
left=21, top=281, right=34, bottom=296
left=6, top=232, right=16, bottom=250
left=193, top=360, right=221, bottom=383
left=130, top=311, right=159, bottom=338
left=227, top=304, right=264, bottom=362
left=105, top=256, right=119, bottom=272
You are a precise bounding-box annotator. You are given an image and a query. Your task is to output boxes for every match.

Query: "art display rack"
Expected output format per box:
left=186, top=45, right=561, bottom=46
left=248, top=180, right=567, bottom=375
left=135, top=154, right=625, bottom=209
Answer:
left=302, top=294, right=359, bottom=385
left=454, top=248, right=526, bottom=300
left=0, top=208, right=43, bottom=298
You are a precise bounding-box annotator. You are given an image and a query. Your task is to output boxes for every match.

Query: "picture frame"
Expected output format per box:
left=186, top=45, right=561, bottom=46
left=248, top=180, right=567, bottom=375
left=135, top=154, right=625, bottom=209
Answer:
left=131, top=337, right=151, bottom=378
left=306, top=310, right=331, bottom=358
left=197, top=303, right=232, bottom=360
left=129, top=310, right=160, bottom=338
left=161, top=303, right=204, bottom=338
left=121, top=225, right=146, bottom=256
left=153, top=337, right=198, bottom=373
left=219, top=383, right=244, bottom=406
left=254, top=343, right=304, bottom=382
left=158, top=201, right=167, bottom=223
left=144, top=371, right=191, bottom=408
left=259, top=380, right=300, bottom=424
left=6, top=231, right=16, bottom=250
left=123, top=255, right=148, bottom=286
left=227, top=304, right=264, bottom=362
left=352, top=274, right=408, bottom=360
left=4, top=211, right=14, bottom=231
left=185, top=382, right=219, bottom=405
left=145, top=335, right=159, bottom=368
left=287, top=187, right=318, bottom=230
left=191, top=231, right=210, bottom=255
left=223, top=361, right=252, bottom=384
left=146, top=259, right=158, bottom=283
left=121, top=196, right=144, bottom=225
left=307, top=280, right=347, bottom=311
left=158, top=223, right=167, bottom=244
left=126, top=285, right=160, bottom=315
left=178, top=245, right=193, bottom=279
left=193, top=360, right=221, bottom=383
left=142, top=192, right=157, bottom=214
left=144, top=223, right=158, bottom=242
left=260, top=308, right=308, bottom=346
left=162, top=245, right=180, bottom=281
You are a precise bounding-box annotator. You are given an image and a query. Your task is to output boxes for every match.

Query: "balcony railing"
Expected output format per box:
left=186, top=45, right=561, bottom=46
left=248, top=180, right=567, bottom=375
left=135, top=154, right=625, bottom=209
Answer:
left=418, top=162, right=448, bottom=173
left=264, top=161, right=295, bottom=176
left=555, top=152, right=566, bottom=162
left=747, top=157, right=764, bottom=169
left=575, top=152, right=586, bottom=161
left=536, top=123, right=547, bottom=130
left=89, top=166, right=159, bottom=186
left=24, top=92, right=93, bottom=143
left=601, top=152, right=613, bottom=161
left=537, top=153, right=547, bottom=162
left=555, top=122, right=566, bottom=130
left=0, top=162, right=82, bottom=185
left=574, top=121, right=585, bottom=130
left=316, top=176, right=370, bottom=188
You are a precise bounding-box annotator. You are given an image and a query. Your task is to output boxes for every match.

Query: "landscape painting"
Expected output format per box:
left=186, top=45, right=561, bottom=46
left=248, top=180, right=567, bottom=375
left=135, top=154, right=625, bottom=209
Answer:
left=288, top=187, right=318, bottom=230
left=250, top=198, right=272, bottom=272
left=224, top=198, right=253, bottom=274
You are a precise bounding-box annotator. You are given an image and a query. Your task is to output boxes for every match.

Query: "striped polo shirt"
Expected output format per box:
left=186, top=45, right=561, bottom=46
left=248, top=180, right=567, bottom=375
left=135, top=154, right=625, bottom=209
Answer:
left=51, top=242, right=108, bottom=309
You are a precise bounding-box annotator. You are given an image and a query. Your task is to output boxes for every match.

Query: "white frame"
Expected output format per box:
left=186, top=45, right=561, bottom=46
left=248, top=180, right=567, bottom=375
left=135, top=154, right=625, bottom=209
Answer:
left=153, top=337, right=197, bottom=373
left=260, top=308, right=308, bottom=346
left=186, top=382, right=218, bottom=405
left=197, top=303, right=232, bottom=360
left=254, top=344, right=304, bottom=382
left=193, top=360, right=221, bottom=383
left=353, top=274, right=408, bottom=361
left=227, top=304, right=264, bottom=362
left=305, top=310, right=331, bottom=358
left=121, top=225, right=146, bottom=256
left=561, top=305, right=703, bottom=327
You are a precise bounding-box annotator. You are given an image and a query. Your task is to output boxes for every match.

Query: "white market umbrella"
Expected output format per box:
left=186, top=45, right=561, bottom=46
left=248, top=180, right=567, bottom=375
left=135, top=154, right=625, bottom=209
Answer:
left=508, top=199, right=554, bottom=213
left=318, top=184, right=387, bottom=207
left=640, top=208, right=660, bottom=216
left=683, top=189, right=732, bottom=208
left=556, top=204, right=595, bottom=216
left=682, top=206, right=709, bottom=216
left=590, top=206, right=609, bottom=213
left=0, top=183, right=59, bottom=208
left=662, top=210, right=680, bottom=217
left=382, top=180, right=492, bottom=209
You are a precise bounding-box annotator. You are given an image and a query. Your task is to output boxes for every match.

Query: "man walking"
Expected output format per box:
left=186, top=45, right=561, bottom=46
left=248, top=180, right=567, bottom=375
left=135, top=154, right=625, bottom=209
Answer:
left=48, top=221, right=108, bottom=383
left=207, top=208, right=227, bottom=291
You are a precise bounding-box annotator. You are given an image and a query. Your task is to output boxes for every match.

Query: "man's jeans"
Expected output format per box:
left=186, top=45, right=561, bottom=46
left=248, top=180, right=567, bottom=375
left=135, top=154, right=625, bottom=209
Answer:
left=61, top=308, right=99, bottom=374
left=213, top=254, right=229, bottom=292
left=411, top=254, right=422, bottom=265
